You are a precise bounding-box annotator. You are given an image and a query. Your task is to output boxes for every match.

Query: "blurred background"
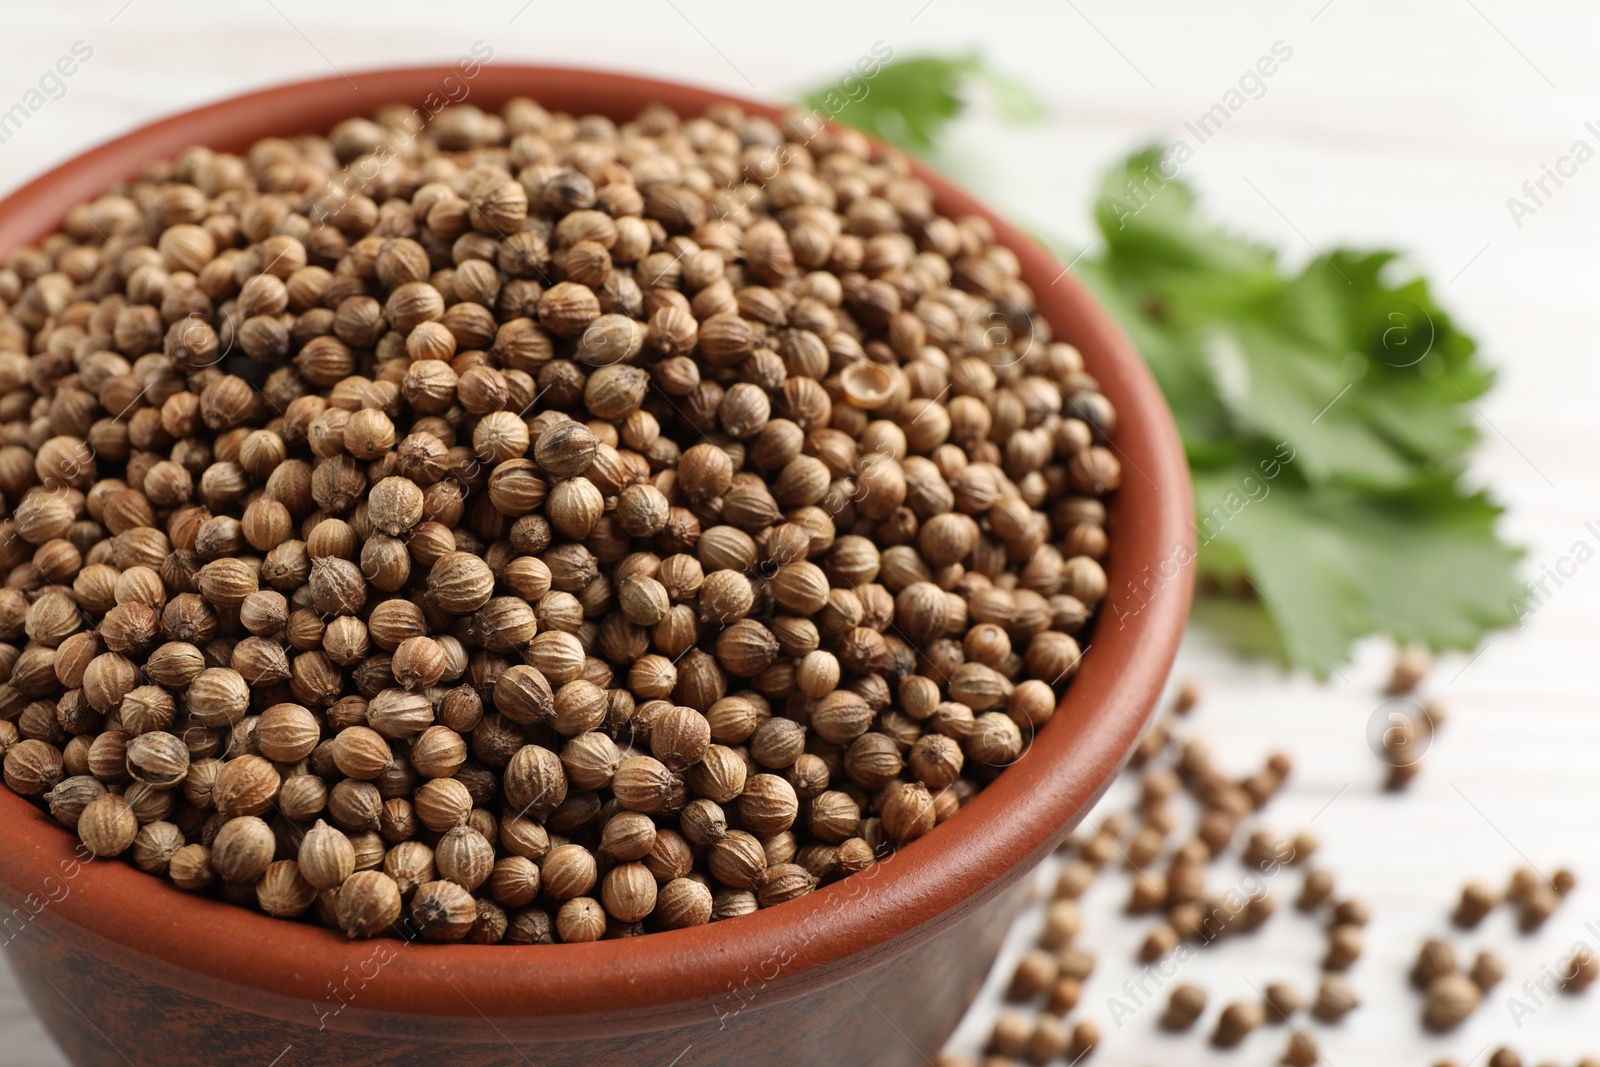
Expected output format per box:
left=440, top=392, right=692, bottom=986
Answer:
left=2, top=2, right=1596, bottom=1064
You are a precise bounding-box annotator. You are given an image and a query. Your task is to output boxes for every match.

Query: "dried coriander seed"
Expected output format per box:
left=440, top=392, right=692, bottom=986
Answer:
left=1297, top=868, right=1335, bottom=911
left=1470, top=949, right=1507, bottom=991
left=77, top=793, right=138, bottom=857
left=1160, top=984, right=1207, bottom=1031
left=299, top=820, right=356, bottom=890
left=1283, top=1031, right=1319, bottom=1067
left=1007, top=949, right=1057, bottom=1001
left=1562, top=948, right=1599, bottom=992
left=1263, top=981, right=1303, bottom=1022
left=1024, top=1013, right=1066, bottom=1065
left=1517, top=883, right=1560, bottom=932
left=412, top=880, right=478, bottom=942
left=1324, top=924, right=1364, bottom=971
left=989, top=1011, right=1030, bottom=1058
left=1211, top=1000, right=1264, bottom=1048
left=1423, top=973, right=1482, bottom=1032
left=1065, top=1019, right=1098, bottom=1060
left=1311, top=975, right=1360, bottom=1022
left=1453, top=880, right=1499, bottom=927
left=1411, top=937, right=1457, bottom=990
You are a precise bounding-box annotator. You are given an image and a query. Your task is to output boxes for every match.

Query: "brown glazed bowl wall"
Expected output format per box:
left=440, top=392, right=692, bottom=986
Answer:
left=0, top=66, right=1192, bottom=1067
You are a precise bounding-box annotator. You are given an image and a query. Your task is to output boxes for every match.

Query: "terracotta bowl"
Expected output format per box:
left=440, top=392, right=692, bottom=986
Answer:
left=0, top=66, right=1191, bottom=1067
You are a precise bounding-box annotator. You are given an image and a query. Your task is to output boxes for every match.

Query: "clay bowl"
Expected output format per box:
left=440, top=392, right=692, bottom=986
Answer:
left=0, top=66, right=1191, bottom=1067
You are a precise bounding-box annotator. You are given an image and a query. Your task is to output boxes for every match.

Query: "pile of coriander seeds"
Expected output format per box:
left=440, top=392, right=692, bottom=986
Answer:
left=0, top=95, right=1118, bottom=943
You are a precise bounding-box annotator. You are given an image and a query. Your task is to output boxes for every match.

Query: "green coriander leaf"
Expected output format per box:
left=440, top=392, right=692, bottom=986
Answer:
left=1194, top=471, right=1523, bottom=675
left=1090, top=150, right=1498, bottom=488
left=802, top=55, right=973, bottom=152
left=968, top=65, right=1048, bottom=123
left=799, top=54, right=1042, bottom=153
left=1093, top=149, right=1277, bottom=281
left=1220, top=313, right=1418, bottom=487
left=1187, top=596, right=1284, bottom=661
left=1073, top=257, right=1235, bottom=457
left=1084, top=146, right=1521, bottom=670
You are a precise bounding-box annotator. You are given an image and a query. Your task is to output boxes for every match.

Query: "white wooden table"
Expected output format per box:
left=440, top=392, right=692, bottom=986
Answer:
left=1, top=2, right=1596, bottom=1064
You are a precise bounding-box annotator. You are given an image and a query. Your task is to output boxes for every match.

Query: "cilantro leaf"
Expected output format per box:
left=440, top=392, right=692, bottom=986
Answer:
left=1192, top=468, right=1523, bottom=674
left=1083, top=149, right=1522, bottom=673
left=800, top=54, right=1043, bottom=153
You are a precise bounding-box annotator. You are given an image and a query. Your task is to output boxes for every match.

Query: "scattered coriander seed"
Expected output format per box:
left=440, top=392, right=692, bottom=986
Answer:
left=1283, top=1031, right=1320, bottom=1067
left=1138, top=923, right=1179, bottom=962
left=1065, top=1020, right=1098, bottom=1061
left=1007, top=949, right=1058, bottom=1001
left=989, top=1011, right=1030, bottom=1058
left=1453, top=880, right=1500, bottom=928
left=1160, top=984, right=1207, bottom=1031
left=1387, top=645, right=1432, bottom=694
left=1077, top=832, right=1115, bottom=868
left=1263, top=981, right=1303, bottom=1022
left=1423, top=973, right=1482, bottom=1032
left=1044, top=976, right=1081, bottom=1015
left=1385, top=758, right=1422, bottom=792
left=1127, top=871, right=1167, bottom=914
left=1169, top=901, right=1206, bottom=941
left=1324, top=924, right=1364, bottom=971
left=1024, top=1014, right=1066, bottom=1065
left=1054, top=861, right=1095, bottom=900
left=1297, top=869, right=1335, bottom=911
left=1056, top=947, right=1095, bottom=981
left=1240, top=892, right=1276, bottom=932
left=1507, top=867, right=1541, bottom=905
left=1212, top=1000, right=1264, bottom=1048
left=1040, top=899, right=1081, bottom=949
left=1470, top=950, right=1507, bottom=992
left=1518, top=883, right=1560, bottom=933
left=1125, top=826, right=1163, bottom=869
left=1330, top=898, right=1370, bottom=928
left=1562, top=948, right=1599, bottom=992
left=1311, top=975, right=1360, bottom=1022
left=1244, top=830, right=1293, bottom=870
left=1411, top=938, right=1457, bottom=990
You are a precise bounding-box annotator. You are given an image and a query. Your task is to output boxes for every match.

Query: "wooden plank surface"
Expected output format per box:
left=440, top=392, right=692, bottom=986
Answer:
left=0, top=2, right=1594, bottom=1063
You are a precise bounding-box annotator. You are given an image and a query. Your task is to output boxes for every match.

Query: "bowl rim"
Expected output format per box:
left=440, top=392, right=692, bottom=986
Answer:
left=0, top=64, right=1192, bottom=1033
